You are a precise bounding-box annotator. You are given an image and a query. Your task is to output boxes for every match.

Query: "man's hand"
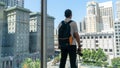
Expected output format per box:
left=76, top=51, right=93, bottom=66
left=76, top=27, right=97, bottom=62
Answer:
left=77, top=47, right=83, bottom=56
left=78, top=46, right=82, bottom=52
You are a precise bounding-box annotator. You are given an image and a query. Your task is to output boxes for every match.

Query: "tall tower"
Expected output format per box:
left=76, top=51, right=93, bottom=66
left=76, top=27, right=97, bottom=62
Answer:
left=4, top=6, right=30, bottom=68
left=99, top=1, right=113, bottom=28
left=0, top=0, right=24, bottom=8
left=86, top=1, right=100, bottom=33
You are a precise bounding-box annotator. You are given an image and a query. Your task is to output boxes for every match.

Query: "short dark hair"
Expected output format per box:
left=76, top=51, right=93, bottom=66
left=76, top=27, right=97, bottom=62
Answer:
left=64, top=9, right=72, bottom=18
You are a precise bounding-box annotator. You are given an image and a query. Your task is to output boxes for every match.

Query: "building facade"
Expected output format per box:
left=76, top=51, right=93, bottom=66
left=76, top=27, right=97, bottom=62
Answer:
left=116, top=1, right=120, bottom=20
left=85, top=1, right=100, bottom=33
left=29, top=12, right=55, bottom=57
left=114, top=20, right=120, bottom=57
left=99, top=1, right=114, bottom=28
left=0, top=6, right=31, bottom=68
left=0, top=0, right=24, bottom=8
left=0, top=2, right=5, bottom=68
left=79, top=18, right=86, bottom=32
left=29, top=12, right=41, bottom=53
left=85, top=1, right=114, bottom=33
left=80, top=32, right=115, bottom=60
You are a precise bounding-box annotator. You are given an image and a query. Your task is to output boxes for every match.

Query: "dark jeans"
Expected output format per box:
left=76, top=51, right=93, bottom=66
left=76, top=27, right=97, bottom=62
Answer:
left=59, top=45, right=77, bottom=68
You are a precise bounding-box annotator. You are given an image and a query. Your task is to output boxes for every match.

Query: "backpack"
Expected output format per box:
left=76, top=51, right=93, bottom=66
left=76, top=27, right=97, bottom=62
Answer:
left=58, top=20, right=73, bottom=47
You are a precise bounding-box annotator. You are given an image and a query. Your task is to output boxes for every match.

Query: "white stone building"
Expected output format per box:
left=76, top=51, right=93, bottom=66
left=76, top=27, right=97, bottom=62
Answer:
left=114, top=20, right=120, bottom=57
left=80, top=32, right=115, bottom=60
left=84, top=1, right=114, bottom=33
left=99, top=1, right=114, bottom=29
left=85, top=1, right=100, bottom=33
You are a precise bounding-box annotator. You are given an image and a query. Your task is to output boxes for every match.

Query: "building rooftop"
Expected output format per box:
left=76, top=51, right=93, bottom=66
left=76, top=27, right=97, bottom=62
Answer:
left=30, top=12, right=55, bottom=19
left=5, top=6, right=31, bottom=13
left=99, top=1, right=112, bottom=8
left=79, top=32, right=114, bottom=36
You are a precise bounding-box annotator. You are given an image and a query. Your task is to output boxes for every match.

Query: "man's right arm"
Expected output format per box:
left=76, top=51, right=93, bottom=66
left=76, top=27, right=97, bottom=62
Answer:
left=74, top=32, right=81, bottom=48
left=72, top=22, right=82, bottom=50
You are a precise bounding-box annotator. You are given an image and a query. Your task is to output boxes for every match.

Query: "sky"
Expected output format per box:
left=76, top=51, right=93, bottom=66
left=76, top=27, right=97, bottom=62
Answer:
left=24, top=0, right=116, bottom=28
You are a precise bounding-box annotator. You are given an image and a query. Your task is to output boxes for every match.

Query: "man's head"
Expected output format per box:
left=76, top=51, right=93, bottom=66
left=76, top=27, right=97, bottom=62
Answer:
left=64, top=9, right=72, bottom=18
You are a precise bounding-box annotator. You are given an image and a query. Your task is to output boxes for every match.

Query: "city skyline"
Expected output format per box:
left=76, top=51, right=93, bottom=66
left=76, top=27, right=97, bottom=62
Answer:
left=25, top=0, right=116, bottom=28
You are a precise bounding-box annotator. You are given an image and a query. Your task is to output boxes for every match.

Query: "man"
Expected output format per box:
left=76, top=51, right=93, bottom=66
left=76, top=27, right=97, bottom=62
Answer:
left=58, top=9, right=82, bottom=68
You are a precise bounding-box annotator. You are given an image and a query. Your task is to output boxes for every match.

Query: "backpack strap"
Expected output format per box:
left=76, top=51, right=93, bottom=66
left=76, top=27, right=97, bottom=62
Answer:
left=61, top=20, right=73, bottom=25
left=67, top=20, right=73, bottom=24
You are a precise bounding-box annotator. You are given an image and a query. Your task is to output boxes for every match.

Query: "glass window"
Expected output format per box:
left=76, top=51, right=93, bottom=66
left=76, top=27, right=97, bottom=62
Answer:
left=105, top=49, right=108, bottom=52
left=95, top=40, right=98, bottom=43
left=109, top=36, right=111, bottom=38
left=109, top=49, right=112, bottom=52
left=87, top=36, right=89, bottom=39
left=84, top=36, right=86, bottom=39
left=95, top=44, right=99, bottom=47
left=117, top=50, right=119, bottom=52
left=104, top=36, right=107, bottom=38
left=91, top=36, right=93, bottom=39
left=95, top=36, right=98, bottom=39
left=100, top=36, right=102, bottom=38
left=117, top=53, right=119, bottom=55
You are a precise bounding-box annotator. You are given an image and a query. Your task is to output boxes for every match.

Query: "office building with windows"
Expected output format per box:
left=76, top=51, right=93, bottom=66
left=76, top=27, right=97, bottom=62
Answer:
left=85, top=1, right=100, bottom=33
left=114, top=20, right=120, bottom=57
left=85, top=1, right=114, bottom=33
left=29, top=12, right=55, bottom=57
left=99, top=1, right=114, bottom=28
left=29, top=12, right=41, bottom=53
left=80, top=32, right=115, bottom=60
left=0, top=6, right=31, bottom=68
left=0, top=0, right=24, bottom=8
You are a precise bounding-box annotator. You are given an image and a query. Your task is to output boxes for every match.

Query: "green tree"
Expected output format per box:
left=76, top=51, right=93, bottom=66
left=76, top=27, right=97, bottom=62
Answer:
left=22, top=58, right=40, bottom=68
left=81, top=48, right=108, bottom=66
left=112, top=57, right=120, bottom=68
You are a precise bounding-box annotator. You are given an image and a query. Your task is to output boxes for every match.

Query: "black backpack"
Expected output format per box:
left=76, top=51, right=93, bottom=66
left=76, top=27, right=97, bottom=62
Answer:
left=58, top=20, right=73, bottom=47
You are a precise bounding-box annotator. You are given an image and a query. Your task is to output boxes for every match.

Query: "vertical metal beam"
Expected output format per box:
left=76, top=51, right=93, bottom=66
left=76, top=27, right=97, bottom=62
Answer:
left=41, top=0, right=47, bottom=68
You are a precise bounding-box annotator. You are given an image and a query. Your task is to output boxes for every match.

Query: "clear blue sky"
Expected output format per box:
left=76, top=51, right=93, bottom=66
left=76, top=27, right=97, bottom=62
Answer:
left=24, top=0, right=116, bottom=28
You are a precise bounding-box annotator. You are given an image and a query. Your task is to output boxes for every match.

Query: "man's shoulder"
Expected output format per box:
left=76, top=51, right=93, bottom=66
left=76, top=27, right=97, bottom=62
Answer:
left=70, top=20, right=77, bottom=25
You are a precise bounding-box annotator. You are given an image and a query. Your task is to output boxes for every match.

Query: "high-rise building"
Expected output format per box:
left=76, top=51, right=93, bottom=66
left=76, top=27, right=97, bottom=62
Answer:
left=114, top=20, right=120, bottom=57
left=0, top=2, right=5, bottom=68
left=29, top=12, right=55, bottom=57
left=29, top=12, right=41, bottom=53
left=79, top=18, right=86, bottom=32
left=99, top=1, right=114, bottom=28
left=86, top=1, right=100, bottom=33
left=1, top=6, right=31, bottom=68
left=85, top=1, right=114, bottom=33
left=116, top=1, right=120, bottom=20
left=0, top=0, right=24, bottom=8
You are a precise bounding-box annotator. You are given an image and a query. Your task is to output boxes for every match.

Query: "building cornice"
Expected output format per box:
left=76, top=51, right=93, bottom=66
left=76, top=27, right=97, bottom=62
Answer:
left=5, top=6, right=31, bottom=13
left=30, top=12, right=55, bottom=19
